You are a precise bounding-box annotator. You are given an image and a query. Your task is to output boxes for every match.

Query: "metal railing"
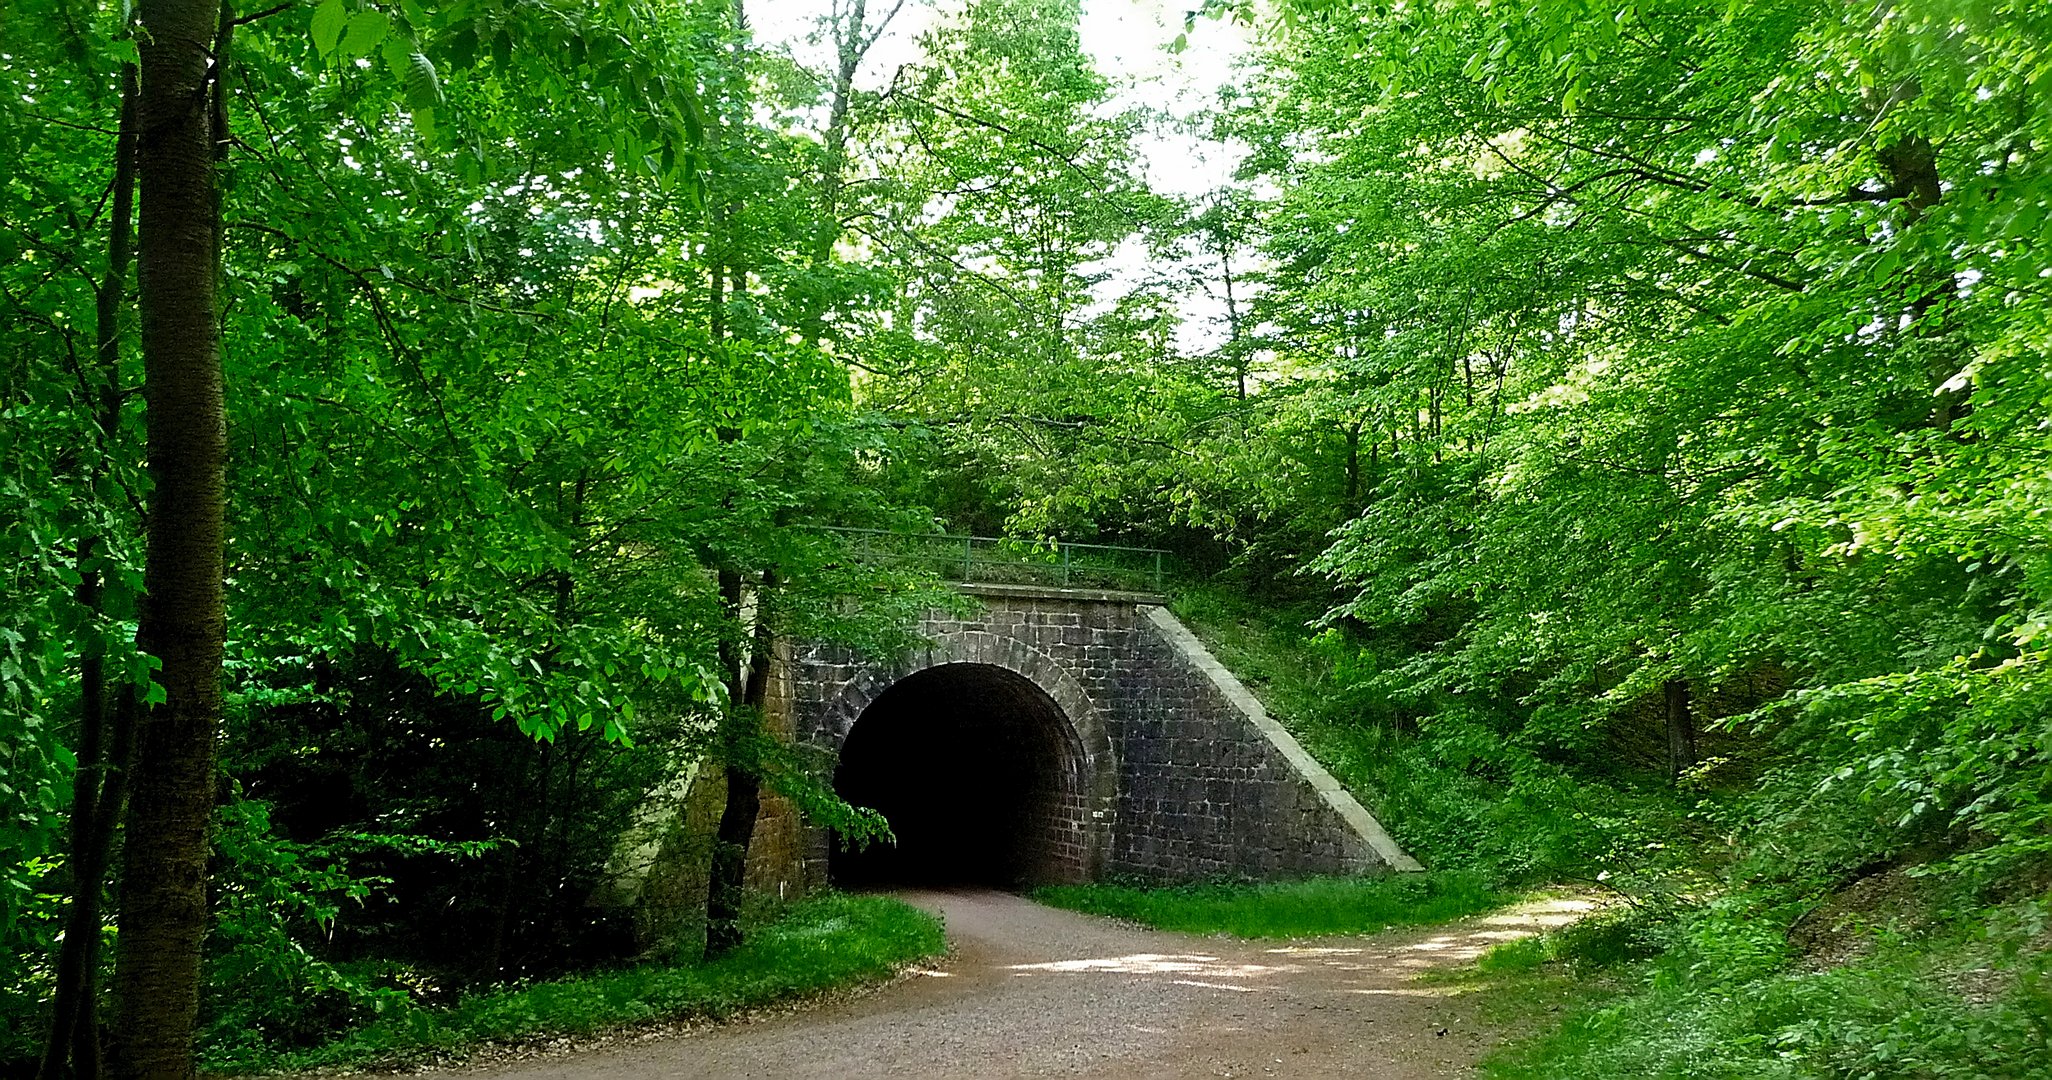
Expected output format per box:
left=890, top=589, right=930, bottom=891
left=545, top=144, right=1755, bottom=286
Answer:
left=818, top=527, right=1169, bottom=594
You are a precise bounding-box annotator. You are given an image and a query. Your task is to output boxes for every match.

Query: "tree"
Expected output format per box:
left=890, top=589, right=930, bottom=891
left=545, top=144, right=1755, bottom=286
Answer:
left=109, top=0, right=226, bottom=1073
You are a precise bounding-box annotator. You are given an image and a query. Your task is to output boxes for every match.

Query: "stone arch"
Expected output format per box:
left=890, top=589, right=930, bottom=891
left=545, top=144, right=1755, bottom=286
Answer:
left=821, top=630, right=1118, bottom=883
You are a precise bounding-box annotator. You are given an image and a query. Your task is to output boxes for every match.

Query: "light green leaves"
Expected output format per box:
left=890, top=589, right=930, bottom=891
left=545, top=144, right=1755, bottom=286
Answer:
left=306, top=1, right=442, bottom=141
left=310, top=0, right=346, bottom=57
left=339, top=9, right=386, bottom=61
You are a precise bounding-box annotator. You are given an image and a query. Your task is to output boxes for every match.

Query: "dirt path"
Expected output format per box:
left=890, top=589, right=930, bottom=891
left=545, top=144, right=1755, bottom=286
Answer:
left=440, top=889, right=1594, bottom=1079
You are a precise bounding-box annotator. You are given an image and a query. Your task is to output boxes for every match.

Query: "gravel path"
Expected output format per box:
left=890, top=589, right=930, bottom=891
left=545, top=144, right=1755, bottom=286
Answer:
left=441, top=889, right=1594, bottom=1079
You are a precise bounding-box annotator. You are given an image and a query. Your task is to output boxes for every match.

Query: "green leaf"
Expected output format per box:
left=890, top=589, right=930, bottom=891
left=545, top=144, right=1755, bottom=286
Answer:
left=382, top=36, right=413, bottom=84
left=444, top=25, right=478, bottom=69
left=2010, top=200, right=2042, bottom=241
left=339, top=10, right=389, bottom=62
left=310, top=0, right=347, bottom=57
left=404, top=51, right=445, bottom=110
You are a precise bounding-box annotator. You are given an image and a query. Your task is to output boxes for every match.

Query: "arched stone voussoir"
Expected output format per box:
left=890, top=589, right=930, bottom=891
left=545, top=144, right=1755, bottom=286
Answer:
left=822, top=668, right=892, bottom=742
left=927, top=630, right=1111, bottom=772
left=822, top=629, right=1115, bottom=784
left=810, top=624, right=1121, bottom=885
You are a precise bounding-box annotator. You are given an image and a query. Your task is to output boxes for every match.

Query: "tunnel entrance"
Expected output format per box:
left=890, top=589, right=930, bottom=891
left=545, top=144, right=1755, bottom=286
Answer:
left=831, top=663, right=1087, bottom=888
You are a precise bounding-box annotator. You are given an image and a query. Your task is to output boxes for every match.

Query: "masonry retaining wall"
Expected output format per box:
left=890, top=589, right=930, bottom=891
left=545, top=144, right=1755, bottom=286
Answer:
left=783, top=586, right=1416, bottom=885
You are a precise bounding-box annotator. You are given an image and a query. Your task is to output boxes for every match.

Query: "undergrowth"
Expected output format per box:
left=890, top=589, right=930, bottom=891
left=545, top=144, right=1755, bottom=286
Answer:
left=200, top=891, right=944, bottom=1075
left=1168, top=584, right=1692, bottom=887
left=1479, top=888, right=2052, bottom=1078
left=1033, top=871, right=1503, bottom=937
left=1172, top=581, right=2052, bottom=1074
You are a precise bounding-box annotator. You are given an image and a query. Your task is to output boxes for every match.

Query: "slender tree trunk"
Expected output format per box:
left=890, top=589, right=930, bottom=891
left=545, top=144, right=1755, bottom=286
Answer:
left=705, top=766, right=761, bottom=956
left=1213, top=214, right=1245, bottom=400
left=41, top=61, right=139, bottom=1080
left=1343, top=419, right=1361, bottom=509
left=479, top=748, right=530, bottom=980
left=707, top=221, right=727, bottom=343
left=112, top=0, right=227, bottom=1074
left=798, top=0, right=907, bottom=348
left=1877, top=135, right=1942, bottom=222
left=701, top=0, right=778, bottom=957
left=705, top=568, right=774, bottom=958
left=1366, top=423, right=1379, bottom=490
left=1873, top=135, right=1965, bottom=429
left=42, top=531, right=109, bottom=1080
left=1664, top=678, right=1697, bottom=784
left=796, top=0, right=863, bottom=346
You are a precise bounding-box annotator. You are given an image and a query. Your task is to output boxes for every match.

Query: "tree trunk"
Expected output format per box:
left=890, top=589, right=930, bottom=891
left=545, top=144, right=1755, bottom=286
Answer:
left=704, top=766, right=761, bottom=957
left=1214, top=212, right=1245, bottom=400
left=1343, top=419, right=1361, bottom=509
left=1877, top=135, right=1942, bottom=221
left=701, top=3, right=776, bottom=955
left=1664, top=678, right=1697, bottom=784
left=798, top=0, right=908, bottom=348
left=1366, top=418, right=1379, bottom=491
left=40, top=60, right=139, bottom=1080
left=111, top=0, right=227, bottom=1074
left=705, top=568, right=775, bottom=959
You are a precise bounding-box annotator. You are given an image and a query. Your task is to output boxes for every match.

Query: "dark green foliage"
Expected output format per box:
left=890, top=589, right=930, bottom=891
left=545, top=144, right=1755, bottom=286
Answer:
left=1033, top=872, right=1503, bottom=939
left=8, top=0, right=2052, bottom=1067
left=186, top=649, right=704, bottom=1066
left=220, top=653, right=673, bottom=988
left=4, top=0, right=947, bottom=1066
left=1484, top=890, right=2052, bottom=1079
left=199, top=892, right=945, bottom=1073
left=1168, top=585, right=1694, bottom=887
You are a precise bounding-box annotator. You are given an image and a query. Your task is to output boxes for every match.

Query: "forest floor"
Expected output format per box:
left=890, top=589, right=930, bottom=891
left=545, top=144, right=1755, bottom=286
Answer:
left=391, top=888, right=1600, bottom=1079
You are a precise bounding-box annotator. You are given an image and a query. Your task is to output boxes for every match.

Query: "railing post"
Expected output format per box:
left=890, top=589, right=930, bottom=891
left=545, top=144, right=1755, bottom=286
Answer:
left=1062, top=543, right=1072, bottom=587
left=963, top=536, right=974, bottom=581
left=1154, top=550, right=1163, bottom=593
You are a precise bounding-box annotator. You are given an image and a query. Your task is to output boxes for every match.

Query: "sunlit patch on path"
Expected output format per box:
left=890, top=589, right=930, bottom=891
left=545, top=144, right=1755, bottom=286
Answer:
left=1007, top=952, right=1304, bottom=980
left=992, top=893, right=1602, bottom=1001
left=427, top=889, right=1601, bottom=1080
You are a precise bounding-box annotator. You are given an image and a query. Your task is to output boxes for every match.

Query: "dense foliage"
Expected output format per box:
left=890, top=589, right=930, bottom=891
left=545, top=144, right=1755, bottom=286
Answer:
left=4, top=0, right=942, bottom=1067
left=869, top=0, right=2052, bottom=1070
left=5, top=0, right=2050, bottom=1072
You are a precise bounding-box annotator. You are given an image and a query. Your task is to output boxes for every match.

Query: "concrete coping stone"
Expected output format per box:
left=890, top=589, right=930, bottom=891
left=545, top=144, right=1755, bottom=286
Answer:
left=1141, top=605, right=1426, bottom=873
left=955, top=582, right=1169, bottom=605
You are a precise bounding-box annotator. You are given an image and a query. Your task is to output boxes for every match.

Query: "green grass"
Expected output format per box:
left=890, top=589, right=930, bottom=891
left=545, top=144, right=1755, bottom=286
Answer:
left=1168, top=584, right=1687, bottom=886
left=203, top=892, right=944, bottom=1075
left=1033, top=871, right=1505, bottom=938
left=1476, top=893, right=2052, bottom=1079
left=1164, top=586, right=2052, bottom=1075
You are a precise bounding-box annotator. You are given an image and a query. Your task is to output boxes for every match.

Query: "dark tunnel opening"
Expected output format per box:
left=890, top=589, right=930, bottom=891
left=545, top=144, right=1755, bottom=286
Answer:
left=831, top=663, right=1085, bottom=889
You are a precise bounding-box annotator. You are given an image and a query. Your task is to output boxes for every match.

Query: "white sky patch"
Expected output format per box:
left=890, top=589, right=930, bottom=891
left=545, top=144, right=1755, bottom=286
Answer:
left=752, top=0, right=1255, bottom=357
left=751, top=0, right=1250, bottom=196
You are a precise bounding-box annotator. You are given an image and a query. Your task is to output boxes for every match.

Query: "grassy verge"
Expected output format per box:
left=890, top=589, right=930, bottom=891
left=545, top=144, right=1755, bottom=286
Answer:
left=1476, top=892, right=2052, bottom=1079
left=1168, top=581, right=2052, bottom=1073
left=1168, top=584, right=1686, bottom=886
left=1033, top=871, right=1504, bottom=938
left=203, top=892, right=944, bottom=1075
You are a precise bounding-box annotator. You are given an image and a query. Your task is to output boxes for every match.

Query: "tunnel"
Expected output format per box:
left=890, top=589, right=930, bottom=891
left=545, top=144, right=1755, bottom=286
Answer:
left=831, top=662, right=1088, bottom=888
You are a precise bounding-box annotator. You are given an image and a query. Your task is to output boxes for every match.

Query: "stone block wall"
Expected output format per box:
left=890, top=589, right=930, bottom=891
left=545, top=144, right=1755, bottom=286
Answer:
left=743, top=638, right=809, bottom=901
left=775, top=585, right=1416, bottom=885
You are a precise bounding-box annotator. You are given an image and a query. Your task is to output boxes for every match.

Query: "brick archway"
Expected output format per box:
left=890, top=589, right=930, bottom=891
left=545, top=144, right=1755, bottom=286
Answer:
left=819, top=630, right=1117, bottom=883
